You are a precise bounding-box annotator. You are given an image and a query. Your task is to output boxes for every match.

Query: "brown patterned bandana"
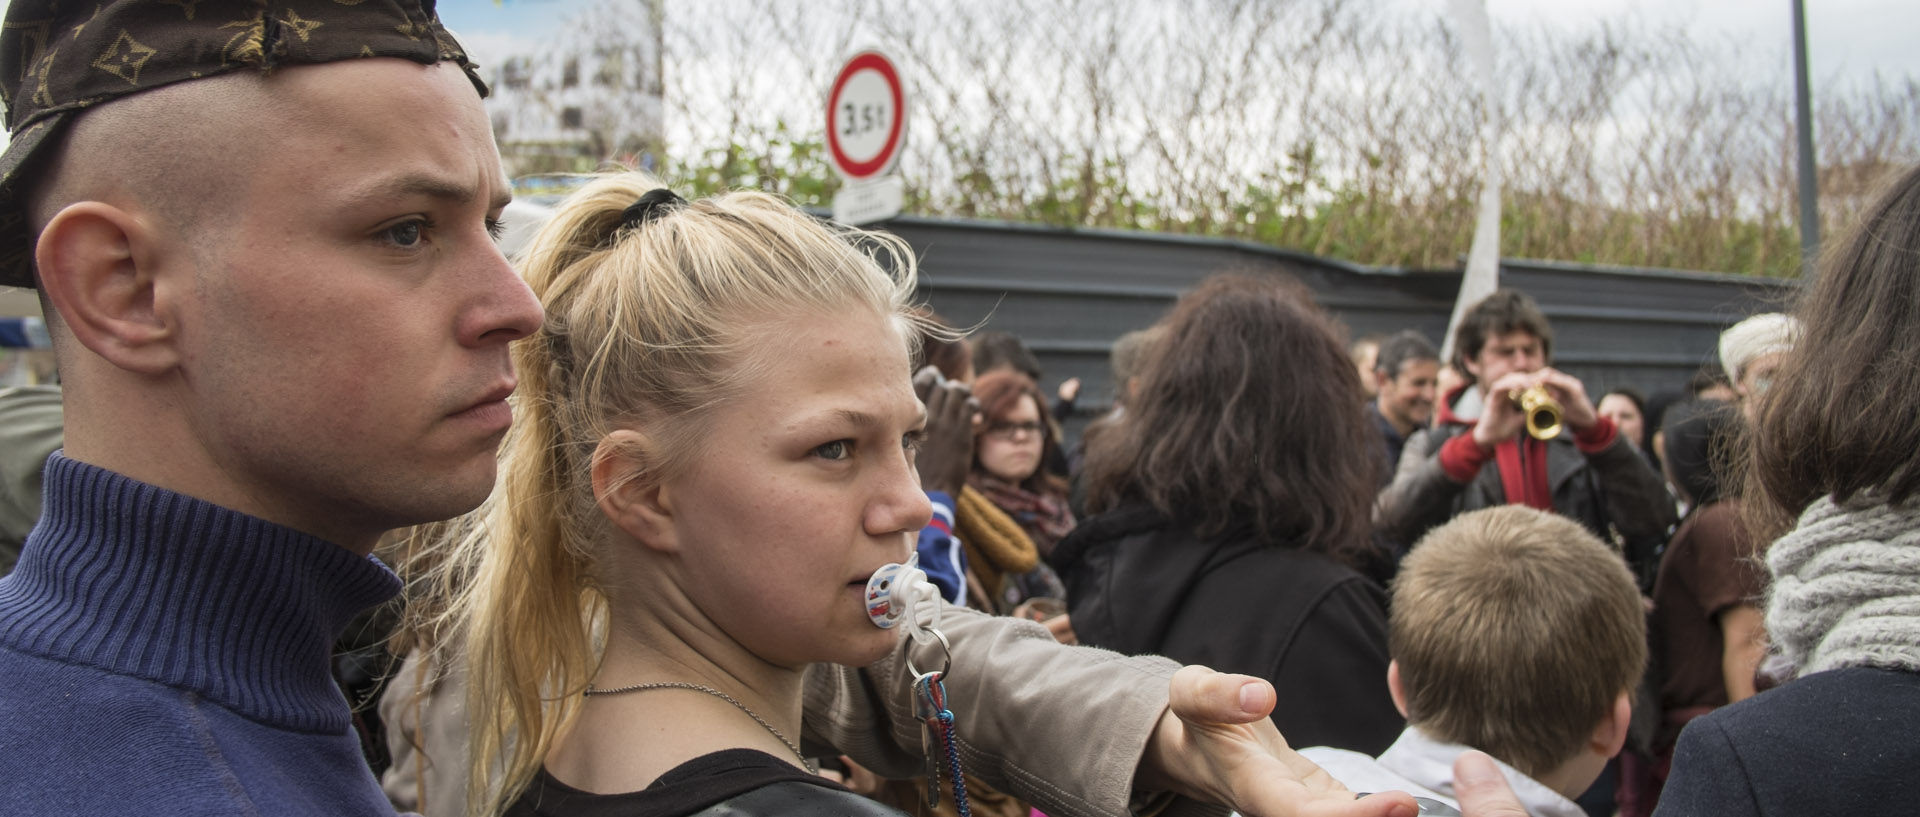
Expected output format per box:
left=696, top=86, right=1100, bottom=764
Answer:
left=0, top=1, right=487, bottom=288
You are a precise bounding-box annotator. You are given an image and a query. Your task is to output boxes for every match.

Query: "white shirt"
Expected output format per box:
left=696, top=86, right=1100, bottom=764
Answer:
left=1299, top=726, right=1585, bottom=817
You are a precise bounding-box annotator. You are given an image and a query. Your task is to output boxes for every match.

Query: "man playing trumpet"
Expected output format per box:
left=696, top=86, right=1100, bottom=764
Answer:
left=1376, top=290, right=1676, bottom=562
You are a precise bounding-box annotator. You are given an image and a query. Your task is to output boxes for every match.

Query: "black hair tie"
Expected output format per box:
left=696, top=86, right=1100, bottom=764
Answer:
left=621, top=188, right=687, bottom=230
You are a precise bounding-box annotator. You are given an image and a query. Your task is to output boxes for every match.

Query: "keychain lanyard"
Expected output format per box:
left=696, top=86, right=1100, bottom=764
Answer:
left=867, top=556, right=972, bottom=817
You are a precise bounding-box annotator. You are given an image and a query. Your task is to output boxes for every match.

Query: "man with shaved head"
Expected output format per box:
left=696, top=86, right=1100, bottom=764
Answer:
left=0, top=4, right=1524, bottom=817
left=23, top=49, right=531, bottom=553
left=0, top=4, right=540, bottom=815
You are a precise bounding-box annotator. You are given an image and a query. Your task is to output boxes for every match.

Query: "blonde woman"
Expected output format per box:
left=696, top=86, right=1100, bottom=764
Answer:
left=417, top=174, right=1426, bottom=817
left=444, top=179, right=943, bottom=816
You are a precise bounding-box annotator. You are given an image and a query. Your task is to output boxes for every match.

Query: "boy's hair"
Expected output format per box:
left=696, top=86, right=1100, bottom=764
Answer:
left=1391, top=506, right=1645, bottom=777
left=1452, top=289, right=1554, bottom=383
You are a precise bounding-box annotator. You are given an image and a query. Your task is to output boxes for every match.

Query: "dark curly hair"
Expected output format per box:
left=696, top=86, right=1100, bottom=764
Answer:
left=1082, top=272, right=1379, bottom=564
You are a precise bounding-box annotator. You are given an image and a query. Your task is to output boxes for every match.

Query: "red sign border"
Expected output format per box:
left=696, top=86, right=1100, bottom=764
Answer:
left=826, top=51, right=905, bottom=180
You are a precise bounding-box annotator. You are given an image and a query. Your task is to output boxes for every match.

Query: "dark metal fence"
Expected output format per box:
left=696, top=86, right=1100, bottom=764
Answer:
left=883, top=215, right=1796, bottom=434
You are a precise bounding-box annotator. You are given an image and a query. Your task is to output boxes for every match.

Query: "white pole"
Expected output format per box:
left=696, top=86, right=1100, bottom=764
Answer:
left=1440, top=0, right=1502, bottom=363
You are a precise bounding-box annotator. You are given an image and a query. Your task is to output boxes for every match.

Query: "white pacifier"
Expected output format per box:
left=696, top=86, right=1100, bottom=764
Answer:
left=865, top=553, right=944, bottom=641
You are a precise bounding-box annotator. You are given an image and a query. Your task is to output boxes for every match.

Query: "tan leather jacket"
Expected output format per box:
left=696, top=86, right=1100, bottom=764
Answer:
left=384, top=607, right=1222, bottom=817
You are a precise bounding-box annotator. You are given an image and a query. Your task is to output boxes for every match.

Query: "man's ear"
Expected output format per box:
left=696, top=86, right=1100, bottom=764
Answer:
left=1373, top=368, right=1392, bottom=395
left=592, top=429, right=678, bottom=552
left=1460, top=353, right=1483, bottom=383
left=1386, top=659, right=1411, bottom=719
left=1593, top=690, right=1633, bottom=758
left=34, top=202, right=181, bottom=375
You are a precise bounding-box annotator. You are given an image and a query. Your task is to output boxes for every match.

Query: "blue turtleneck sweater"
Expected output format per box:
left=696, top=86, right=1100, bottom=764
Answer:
left=0, top=453, right=402, bottom=815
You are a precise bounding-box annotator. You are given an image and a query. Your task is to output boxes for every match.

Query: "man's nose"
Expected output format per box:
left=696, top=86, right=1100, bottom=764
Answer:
left=461, top=245, right=545, bottom=346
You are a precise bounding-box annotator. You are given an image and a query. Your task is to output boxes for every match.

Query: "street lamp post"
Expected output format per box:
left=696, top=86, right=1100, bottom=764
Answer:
left=1792, top=0, right=1820, bottom=275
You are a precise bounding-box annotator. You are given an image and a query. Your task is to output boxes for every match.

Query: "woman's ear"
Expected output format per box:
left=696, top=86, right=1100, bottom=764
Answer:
left=592, top=429, right=678, bottom=552
left=35, top=201, right=182, bottom=374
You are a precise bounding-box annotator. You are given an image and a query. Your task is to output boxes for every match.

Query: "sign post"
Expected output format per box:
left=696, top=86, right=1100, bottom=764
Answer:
left=827, top=50, right=906, bottom=225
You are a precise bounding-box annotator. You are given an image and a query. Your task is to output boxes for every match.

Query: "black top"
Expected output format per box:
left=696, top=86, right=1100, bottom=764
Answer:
left=1368, top=400, right=1408, bottom=487
left=1655, top=666, right=1920, bottom=817
left=506, top=749, right=904, bottom=817
left=1051, top=503, right=1404, bottom=755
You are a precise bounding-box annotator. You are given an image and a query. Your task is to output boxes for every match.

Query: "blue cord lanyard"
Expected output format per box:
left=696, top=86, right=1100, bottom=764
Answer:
left=914, top=670, right=971, bottom=817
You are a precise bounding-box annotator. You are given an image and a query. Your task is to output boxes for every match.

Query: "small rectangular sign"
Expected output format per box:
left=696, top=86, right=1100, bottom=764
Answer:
left=832, top=175, right=906, bottom=226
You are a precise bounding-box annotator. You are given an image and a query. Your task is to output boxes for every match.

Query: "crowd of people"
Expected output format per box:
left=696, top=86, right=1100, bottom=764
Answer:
left=915, top=271, right=1804, bottom=817
left=0, top=3, right=1914, bottom=817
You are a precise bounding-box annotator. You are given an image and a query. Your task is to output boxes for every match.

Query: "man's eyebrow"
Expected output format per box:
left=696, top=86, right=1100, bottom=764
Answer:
left=339, top=173, right=507, bottom=210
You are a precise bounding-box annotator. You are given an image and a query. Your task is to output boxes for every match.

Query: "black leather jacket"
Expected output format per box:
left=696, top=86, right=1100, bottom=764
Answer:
left=1374, top=387, right=1678, bottom=562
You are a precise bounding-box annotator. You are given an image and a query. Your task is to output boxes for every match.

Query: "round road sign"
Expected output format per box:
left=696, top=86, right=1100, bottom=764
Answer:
left=826, top=51, right=905, bottom=180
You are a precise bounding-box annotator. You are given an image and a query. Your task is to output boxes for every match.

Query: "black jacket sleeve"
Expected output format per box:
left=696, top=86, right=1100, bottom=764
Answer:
left=1374, top=427, right=1468, bottom=550
left=1585, top=434, right=1680, bottom=541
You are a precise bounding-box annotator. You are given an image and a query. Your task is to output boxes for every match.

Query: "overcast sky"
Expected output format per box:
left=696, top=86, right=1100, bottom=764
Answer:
left=1477, top=0, right=1919, bottom=87
left=0, top=0, right=1908, bottom=136
left=0, top=1, right=1905, bottom=85
left=432, top=0, right=1917, bottom=91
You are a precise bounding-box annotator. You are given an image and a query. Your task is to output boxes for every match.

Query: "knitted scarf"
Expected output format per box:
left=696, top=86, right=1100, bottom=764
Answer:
left=970, top=474, right=1078, bottom=556
left=1766, top=495, right=1920, bottom=678
left=953, top=485, right=1039, bottom=613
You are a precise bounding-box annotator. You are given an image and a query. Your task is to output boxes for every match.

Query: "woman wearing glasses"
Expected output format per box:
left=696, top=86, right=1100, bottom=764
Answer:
left=963, top=370, right=1076, bottom=618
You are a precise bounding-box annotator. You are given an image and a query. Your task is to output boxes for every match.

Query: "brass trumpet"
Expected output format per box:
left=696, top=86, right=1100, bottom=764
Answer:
left=1510, top=384, right=1564, bottom=440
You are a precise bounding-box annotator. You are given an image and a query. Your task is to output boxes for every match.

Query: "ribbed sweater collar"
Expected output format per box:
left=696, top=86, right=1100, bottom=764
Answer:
left=0, top=453, right=401, bottom=733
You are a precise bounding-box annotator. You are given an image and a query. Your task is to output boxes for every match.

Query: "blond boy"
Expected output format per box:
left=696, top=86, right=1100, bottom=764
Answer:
left=1303, top=506, right=1646, bottom=816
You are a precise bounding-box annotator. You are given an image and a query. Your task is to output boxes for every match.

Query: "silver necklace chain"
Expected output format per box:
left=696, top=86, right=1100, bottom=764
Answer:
left=582, top=681, right=817, bottom=775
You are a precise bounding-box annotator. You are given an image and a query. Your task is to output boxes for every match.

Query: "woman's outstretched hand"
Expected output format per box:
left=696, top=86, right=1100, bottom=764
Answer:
left=1138, top=666, right=1415, bottom=817
left=1138, top=666, right=1516, bottom=817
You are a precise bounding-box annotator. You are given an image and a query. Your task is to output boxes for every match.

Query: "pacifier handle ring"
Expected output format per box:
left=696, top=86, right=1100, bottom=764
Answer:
left=904, top=625, right=954, bottom=680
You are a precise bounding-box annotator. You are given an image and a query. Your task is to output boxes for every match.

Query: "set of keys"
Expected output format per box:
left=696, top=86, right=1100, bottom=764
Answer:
left=867, top=556, right=972, bottom=816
